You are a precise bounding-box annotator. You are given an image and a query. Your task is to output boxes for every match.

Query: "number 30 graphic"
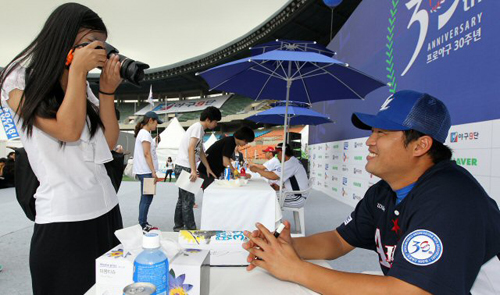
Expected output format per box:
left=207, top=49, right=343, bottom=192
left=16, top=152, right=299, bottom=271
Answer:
left=402, top=0, right=460, bottom=76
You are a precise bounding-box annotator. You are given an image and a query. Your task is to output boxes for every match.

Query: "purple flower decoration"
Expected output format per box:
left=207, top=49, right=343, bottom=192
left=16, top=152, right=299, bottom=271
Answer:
left=168, top=270, right=193, bottom=295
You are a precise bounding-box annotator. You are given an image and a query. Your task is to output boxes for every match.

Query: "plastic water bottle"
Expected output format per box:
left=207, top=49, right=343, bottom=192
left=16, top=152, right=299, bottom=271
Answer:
left=133, top=233, right=168, bottom=295
left=224, top=165, right=231, bottom=180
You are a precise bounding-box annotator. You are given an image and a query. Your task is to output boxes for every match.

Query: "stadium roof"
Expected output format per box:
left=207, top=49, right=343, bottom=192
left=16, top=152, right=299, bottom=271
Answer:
left=90, top=0, right=362, bottom=100
left=0, top=0, right=361, bottom=101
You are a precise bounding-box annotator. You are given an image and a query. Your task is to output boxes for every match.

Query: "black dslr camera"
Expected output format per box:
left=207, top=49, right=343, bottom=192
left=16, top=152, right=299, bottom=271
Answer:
left=68, top=42, right=149, bottom=86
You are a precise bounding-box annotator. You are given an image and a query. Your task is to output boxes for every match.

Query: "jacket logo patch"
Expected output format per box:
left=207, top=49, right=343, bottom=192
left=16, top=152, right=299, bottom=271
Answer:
left=402, top=229, right=443, bottom=266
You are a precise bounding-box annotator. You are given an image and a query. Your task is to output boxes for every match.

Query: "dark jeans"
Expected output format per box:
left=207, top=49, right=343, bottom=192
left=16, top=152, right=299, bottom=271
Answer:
left=163, top=169, right=173, bottom=182
left=137, top=173, right=154, bottom=227
left=174, top=165, right=196, bottom=231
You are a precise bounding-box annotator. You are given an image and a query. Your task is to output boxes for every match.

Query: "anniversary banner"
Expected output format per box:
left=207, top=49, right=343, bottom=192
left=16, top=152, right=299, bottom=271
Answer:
left=310, top=0, right=499, bottom=206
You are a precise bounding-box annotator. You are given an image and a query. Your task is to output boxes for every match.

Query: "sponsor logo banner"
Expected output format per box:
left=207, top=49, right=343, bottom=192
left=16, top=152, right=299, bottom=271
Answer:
left=353, top=141, right=366, bottom=150
left=493, top=120, right=500, bottom=148
left=491, top=148, right=500, bottom=178
left=451, top=149, right=490, bottom=176
left=488, top=176, right=500, bottom=205
left=446, top=120, right=492, bottom=149
left=136, top=95, right=230, bottom=115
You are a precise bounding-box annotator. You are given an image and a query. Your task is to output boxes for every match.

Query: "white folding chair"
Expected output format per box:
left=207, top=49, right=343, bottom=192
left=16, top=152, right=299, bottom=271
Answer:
left=280, top=177, right=314, bottom=237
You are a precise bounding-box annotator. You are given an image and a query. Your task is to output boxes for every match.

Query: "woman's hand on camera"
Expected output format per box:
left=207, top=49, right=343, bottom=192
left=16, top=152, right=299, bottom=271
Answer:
left=100, top=53, right=122, bottom=94
left=71, top=41, right=107, bottom=73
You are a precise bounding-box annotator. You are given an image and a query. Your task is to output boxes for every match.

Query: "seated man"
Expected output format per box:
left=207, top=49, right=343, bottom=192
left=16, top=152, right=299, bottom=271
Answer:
left=248, top=146, right=280, bottom=184
left=250, top=143, right=308, bottom=208
left=250, top=146, right=280, bottom=172
left=243, top=90, right=500, bottom=295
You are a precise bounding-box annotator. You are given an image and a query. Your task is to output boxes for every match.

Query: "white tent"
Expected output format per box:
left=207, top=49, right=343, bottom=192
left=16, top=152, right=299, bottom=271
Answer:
left=203, top=133, right=218, bottom=150
left=156, top=117, right=185, bottom=173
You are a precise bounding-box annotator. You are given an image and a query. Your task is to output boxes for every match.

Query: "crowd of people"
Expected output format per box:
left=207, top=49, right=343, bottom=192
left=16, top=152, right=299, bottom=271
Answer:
left=129, top=107, right=222, bottom=232
left=132, top=106, right=310, bottom=233
left=0, top=3, right=498, bottom=295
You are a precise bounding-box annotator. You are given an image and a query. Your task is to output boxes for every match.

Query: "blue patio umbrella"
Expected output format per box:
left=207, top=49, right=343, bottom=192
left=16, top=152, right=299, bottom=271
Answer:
left=246, top=105, right=333, bottom=126
left=198, top=50, right=385, bottom=103
left=197, top=43, right=386, bottom=208
left=250, top=39, right=336, bottom=57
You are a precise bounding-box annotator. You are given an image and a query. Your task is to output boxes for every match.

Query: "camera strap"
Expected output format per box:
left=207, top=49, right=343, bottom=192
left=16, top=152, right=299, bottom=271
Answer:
left=65, top=43, right=91, bottom=68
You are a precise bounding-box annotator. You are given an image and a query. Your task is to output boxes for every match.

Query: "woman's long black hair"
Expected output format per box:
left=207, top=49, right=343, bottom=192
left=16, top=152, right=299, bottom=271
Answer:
left=0, top=3, right=106, bottom=139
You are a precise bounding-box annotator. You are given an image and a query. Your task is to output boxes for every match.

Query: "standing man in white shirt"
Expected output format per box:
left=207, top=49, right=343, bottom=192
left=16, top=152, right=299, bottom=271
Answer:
left=174, top=106, right=221, bottom=231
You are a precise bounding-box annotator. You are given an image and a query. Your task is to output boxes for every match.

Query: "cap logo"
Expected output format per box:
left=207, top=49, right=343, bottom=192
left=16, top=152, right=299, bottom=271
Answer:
left=379, top=94, right=395, bottom=111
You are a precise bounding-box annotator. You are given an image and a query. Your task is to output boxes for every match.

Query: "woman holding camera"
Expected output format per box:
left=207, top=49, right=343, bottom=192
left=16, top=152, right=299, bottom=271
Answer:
left=0, top=3, right=123, bottom=294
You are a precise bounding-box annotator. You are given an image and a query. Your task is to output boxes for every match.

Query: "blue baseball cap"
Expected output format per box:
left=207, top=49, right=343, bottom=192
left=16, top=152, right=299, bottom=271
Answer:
left=351, top=90, right=451, bottom=143
left=145, top=111, right=164, bottom=124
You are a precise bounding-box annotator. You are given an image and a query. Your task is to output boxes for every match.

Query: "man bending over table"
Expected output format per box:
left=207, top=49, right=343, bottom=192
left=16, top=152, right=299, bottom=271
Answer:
left=198, top=126, right=255, bottom=188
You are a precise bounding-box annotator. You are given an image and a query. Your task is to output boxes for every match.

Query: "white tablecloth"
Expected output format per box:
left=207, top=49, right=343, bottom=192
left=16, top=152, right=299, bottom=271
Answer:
left=87, top=260, right=329, bottom=295
left=86, top=232, right=329, bottom=295
left=201, top=178, right=281, bottom=231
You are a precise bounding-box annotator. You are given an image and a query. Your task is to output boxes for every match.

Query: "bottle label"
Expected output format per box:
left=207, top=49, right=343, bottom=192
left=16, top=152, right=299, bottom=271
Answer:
left=133, top=260, right=168, bottom=295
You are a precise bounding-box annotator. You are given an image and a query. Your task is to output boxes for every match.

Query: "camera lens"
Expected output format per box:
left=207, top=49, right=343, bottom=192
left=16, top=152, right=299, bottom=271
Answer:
left=119, top=58, right=148, bottom=86
left=103, top=43, right=149, bottom=86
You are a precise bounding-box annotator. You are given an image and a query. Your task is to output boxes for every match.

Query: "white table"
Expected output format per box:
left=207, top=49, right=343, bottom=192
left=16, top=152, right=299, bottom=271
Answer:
left=86, top=232, right=329, bottom=295
left=201, top=178, right=281, bottom=231
left=87, top=260, right=330, bottom=295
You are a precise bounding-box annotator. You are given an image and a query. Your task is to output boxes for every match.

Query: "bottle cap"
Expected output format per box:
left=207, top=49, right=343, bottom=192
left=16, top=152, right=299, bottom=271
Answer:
left=142, top=233, right=160, bottom=249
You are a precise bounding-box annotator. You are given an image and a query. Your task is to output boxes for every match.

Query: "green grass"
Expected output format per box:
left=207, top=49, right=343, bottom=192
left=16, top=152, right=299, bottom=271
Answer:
left=122, top=175, right=138, bottom=182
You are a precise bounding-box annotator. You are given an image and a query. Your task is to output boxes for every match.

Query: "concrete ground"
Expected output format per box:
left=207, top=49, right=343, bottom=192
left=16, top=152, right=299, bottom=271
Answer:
left=0, top=180, right=379, bottom=294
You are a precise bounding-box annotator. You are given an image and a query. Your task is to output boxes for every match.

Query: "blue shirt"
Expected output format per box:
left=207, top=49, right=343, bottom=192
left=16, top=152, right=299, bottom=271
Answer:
left=394, top=183, right=416, bottom=205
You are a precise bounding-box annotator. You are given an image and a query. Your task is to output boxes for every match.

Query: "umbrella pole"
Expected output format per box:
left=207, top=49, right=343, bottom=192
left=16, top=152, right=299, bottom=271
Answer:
left=278, top=88, right=290, bottom=208
left=279, top=63, right=293, bottom=209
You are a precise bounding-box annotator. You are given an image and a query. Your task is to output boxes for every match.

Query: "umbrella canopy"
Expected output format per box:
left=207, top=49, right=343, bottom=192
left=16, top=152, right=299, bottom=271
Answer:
left=246, top=105, right=332, bottom=126
left=198, top=50, right=386, bottom=104
left=198, top=41, right=386, bottom=209
left=250, top=39, right=336, bottom=57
